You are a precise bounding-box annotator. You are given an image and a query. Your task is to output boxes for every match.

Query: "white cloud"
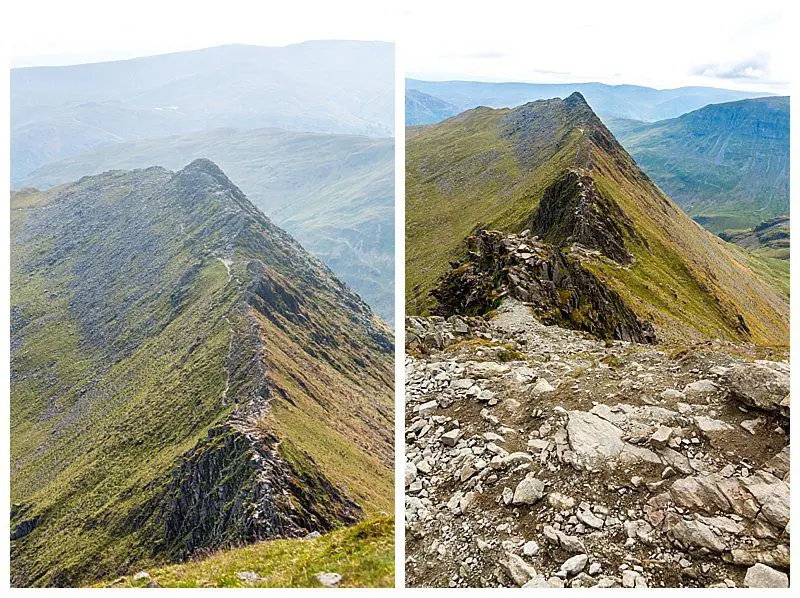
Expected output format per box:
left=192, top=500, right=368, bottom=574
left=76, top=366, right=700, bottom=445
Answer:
left=403, top=0, right=792, bottom=93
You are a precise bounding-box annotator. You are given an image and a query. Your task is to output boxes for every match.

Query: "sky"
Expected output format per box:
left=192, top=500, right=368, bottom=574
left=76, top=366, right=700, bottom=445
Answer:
left=403, top=0, right=793, bottom=93
left=6, top=0, right=793, bottom=94
left=7, top=0, right=397, bottom=67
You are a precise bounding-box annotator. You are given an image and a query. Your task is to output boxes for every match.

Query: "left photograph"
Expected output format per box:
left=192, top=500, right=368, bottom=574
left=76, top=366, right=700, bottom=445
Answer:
left=9, top=10, right=396, bottom=588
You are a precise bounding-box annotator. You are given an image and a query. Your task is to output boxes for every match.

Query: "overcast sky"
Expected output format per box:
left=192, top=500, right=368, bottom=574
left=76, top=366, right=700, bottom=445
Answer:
left=7, top=0, right=792, bottom=94
left=404, top=0, right=792, bottom=93
left=7, top=0, right=396, bottom=67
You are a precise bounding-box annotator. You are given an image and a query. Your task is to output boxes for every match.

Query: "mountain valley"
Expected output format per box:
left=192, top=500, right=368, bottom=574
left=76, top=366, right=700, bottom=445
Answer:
left=606, top=96, right=789, bottom=233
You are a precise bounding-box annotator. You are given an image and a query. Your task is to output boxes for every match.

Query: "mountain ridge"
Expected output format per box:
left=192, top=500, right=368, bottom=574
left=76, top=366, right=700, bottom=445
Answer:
left=405, top=78, right=772, bottom=125
left=16, top=127, right=395, bottom=322
left=406, top=93, right=788, bottom=345
left=11, top=159, right=393, bottom=586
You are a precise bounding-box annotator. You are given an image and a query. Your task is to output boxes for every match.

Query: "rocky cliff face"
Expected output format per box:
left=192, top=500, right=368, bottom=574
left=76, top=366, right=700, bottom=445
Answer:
left=432, top=230, right=656, bottom=344
left=10, top=159, right=393, bottom=587
left=530, top=168, right=642, bottom=265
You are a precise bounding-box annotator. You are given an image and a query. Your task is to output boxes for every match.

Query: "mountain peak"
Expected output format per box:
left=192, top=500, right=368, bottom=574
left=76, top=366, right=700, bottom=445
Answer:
left=564, top=90, right=588, bottom=105
left=176, top=157, right=237, bottom=189
left=406, top=88, right=788, bottom=345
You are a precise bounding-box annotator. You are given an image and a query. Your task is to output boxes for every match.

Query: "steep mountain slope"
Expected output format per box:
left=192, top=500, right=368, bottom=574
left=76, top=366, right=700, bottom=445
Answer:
left=405, top=89, right=459, bottom=125
left=17, top=128, right=394, bottom=322
left=606, top=97, right=789, bottom=232
left=10, top=160, right=394, bottom=587
left=406, top=94, right=788, bottom=346
left=405, top=79, right=769, bottom=124
left=11, top=41, right=394, bottom=182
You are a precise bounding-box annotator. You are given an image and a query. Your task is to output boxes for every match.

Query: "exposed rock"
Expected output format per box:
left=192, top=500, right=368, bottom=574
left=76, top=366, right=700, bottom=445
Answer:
left=694, top=416, right=733, bottom=433
left=684, top=379, right=718, bottom=395
left=523, top=540, right=540, bottom=556
left=405, top=461, right=418, bottom=487
left=560, top=554, right=588, bottom=576
left=431, top=230, right=656, bottom=343
left=442, top=429, right=463, bottom=446
left=501, top=553, right=539, bottom=586
left=404, top=299, right=790, bottom=589
left=315, top=572, right=342, bottom=587
left=743, top=563, right=788, bottom=588
left=650, top=425, right=672, bottom=447
left=237, top=571, right=265, bottom=584
left=513, top=474, right=545, bottom=505
left=566, top=411, right=661, bottom=469
left=724, top=362, right=789, bottom=416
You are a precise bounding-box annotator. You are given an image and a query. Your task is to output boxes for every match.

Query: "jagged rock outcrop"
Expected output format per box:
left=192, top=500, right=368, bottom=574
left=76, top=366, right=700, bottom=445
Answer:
left=156, top=427, right=360, bottom=560
left=432, top=230, right=656, bottom=343
left=530, top=168, right=640, bottom=264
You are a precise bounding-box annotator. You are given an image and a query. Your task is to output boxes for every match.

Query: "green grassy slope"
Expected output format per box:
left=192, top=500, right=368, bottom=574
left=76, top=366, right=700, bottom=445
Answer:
left=606, top=96, right=789, bottom=233
left=406, top=94, right=788, bottom=346
left=18, top=127, right=394, bottom=323
left=98, top=517, right=394, bottom=588
left=10, top=160, right=393, bottom=587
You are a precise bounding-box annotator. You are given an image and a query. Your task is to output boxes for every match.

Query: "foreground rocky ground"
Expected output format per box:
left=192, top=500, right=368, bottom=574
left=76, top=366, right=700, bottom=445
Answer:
left=405, top=300, right=790, bottom=588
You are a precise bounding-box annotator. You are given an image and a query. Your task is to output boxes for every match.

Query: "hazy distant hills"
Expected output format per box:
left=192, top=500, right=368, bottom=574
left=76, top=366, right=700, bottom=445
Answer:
left=405, top=89, right=459, bottom=125
left=12, top=41, right=394, bottom=183
left=405, top=78, right=769, bottom=125
left=606, top=96, right=789, bottom=232
left=19, top=127, right=395, bottom=323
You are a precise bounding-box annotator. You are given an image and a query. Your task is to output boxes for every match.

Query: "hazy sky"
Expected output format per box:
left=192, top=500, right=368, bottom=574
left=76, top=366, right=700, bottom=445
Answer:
left=8, top=0, right=792, bottom=94
left=404, top=0, right=792, bottom=93
left=8, top=0, right=396, bottom=67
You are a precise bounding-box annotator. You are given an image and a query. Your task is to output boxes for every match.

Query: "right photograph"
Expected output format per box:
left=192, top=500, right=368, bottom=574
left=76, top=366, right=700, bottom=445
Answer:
left=404, top=0, right=790, bottom=589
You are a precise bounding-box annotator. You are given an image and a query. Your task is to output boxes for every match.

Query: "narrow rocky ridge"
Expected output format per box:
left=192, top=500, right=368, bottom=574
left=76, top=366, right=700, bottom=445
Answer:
left=10, top=159, right=392, bottom=586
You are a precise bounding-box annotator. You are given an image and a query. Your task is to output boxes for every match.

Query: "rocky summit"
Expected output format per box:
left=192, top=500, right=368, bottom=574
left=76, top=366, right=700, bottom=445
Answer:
left=10, top=159, right=393, bottom=587
left=405, top=300, right=789, bottom=588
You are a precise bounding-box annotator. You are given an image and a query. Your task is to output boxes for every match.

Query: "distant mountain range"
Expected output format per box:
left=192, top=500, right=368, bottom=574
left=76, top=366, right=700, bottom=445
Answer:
left=405, top=79, right=770, bottom=125
left=12, top=41, right=394, bottom=184
left=17, top=127, right=395, bottom=323
left=605, top=96, right=789, bottom=233
left=406, top=93, right=788, bottom=345
left=10, top=160, right=394, bottom=586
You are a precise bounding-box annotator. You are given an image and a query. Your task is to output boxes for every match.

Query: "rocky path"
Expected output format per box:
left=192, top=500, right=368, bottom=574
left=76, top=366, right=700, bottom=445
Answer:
left=405, top=300, right=789, bottom=588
